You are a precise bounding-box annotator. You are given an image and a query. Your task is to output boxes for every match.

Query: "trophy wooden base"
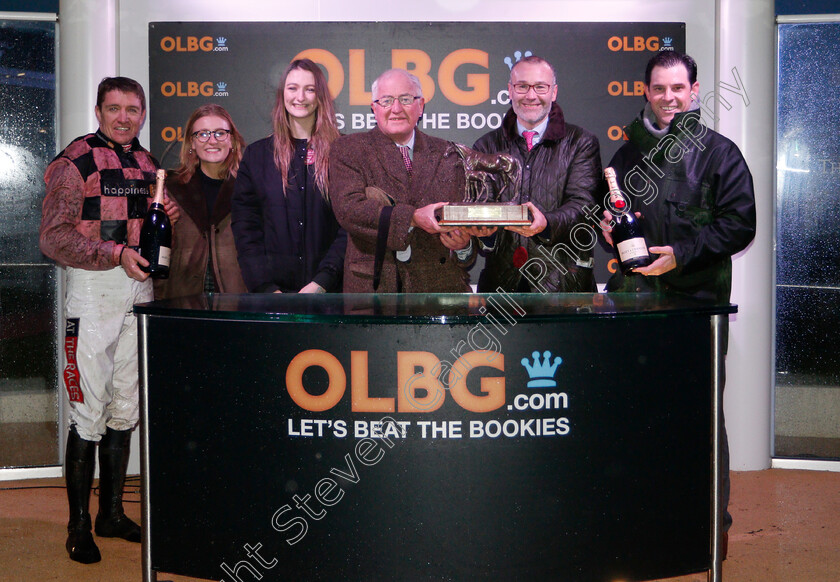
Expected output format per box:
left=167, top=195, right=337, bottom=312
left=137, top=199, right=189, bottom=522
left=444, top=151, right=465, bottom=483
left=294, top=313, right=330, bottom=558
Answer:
left=439, top=202, right=531, bottom=226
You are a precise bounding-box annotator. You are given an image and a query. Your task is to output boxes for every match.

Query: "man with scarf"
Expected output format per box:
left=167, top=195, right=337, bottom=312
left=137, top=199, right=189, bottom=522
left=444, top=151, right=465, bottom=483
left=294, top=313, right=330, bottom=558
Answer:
left=603, top=51, right=756, bottom=302
left=602, top=51, right=757, bottom=557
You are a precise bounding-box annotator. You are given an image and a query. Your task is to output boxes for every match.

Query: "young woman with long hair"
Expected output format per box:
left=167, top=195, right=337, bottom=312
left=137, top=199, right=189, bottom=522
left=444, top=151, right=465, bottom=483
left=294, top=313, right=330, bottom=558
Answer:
left=232, top=58, right=346, bottom=293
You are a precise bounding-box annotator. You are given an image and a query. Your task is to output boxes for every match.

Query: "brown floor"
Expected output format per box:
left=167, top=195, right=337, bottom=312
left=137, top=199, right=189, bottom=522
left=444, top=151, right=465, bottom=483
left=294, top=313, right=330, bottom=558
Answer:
left=1, top=469, right=838, bottom=581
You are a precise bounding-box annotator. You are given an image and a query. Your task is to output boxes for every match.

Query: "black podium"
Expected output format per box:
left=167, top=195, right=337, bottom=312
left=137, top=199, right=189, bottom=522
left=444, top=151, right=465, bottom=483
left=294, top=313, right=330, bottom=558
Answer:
left=136, top=293, right=731, bottom=582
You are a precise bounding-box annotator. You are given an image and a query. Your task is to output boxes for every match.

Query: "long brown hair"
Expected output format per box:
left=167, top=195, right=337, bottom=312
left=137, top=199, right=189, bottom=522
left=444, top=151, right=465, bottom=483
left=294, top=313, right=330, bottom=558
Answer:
left=271, top=58, right=339, bottom=199
left=174, top=103, right=246, bottom=184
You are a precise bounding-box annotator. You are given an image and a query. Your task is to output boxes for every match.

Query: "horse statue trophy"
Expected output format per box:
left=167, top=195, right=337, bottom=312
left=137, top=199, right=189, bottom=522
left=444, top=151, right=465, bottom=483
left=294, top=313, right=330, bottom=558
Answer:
left=439, top=142, right=530, bottom=227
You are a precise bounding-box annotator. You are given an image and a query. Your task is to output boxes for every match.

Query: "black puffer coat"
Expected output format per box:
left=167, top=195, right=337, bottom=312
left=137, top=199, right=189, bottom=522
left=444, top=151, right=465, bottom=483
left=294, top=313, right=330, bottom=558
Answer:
left=472, top=103, right=602, bottom=293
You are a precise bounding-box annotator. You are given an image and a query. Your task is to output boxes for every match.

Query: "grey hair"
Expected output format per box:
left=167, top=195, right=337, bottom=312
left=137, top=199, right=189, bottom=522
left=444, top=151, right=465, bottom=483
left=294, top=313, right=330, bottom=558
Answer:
left=371, top=69, right=423, bottom=100
left=509, top=55, right=557, bottom=86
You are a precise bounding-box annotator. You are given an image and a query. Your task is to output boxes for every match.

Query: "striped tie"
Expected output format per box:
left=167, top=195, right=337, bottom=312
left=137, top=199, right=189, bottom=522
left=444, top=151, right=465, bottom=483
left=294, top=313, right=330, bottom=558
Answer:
left=399, top=145, right=413, bottom=175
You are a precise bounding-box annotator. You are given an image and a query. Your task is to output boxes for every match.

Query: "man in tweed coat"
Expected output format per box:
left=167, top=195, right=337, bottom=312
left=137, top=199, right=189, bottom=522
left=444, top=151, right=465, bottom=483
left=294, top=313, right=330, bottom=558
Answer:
left=330, top=69, right=474, bottom=293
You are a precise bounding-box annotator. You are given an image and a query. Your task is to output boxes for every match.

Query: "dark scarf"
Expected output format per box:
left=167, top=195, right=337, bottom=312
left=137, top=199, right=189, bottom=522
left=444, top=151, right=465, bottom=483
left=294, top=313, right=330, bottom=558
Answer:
left=625, top=102, right=704, bottom=163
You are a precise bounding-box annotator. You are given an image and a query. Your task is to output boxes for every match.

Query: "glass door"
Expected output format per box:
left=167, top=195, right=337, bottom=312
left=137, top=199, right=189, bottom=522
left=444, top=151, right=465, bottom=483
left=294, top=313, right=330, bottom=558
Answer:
left=0, top=17, right=59, bottom=469
left=775, top=20, right=840, bottom=461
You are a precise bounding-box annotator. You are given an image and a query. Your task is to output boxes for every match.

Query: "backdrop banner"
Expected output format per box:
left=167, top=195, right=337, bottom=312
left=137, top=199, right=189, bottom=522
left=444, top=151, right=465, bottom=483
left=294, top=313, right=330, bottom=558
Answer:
left=148, top=21, right=686, bottom=282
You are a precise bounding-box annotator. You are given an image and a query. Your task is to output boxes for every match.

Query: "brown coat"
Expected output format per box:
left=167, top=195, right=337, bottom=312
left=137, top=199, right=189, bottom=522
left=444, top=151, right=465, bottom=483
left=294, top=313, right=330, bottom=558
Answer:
left=154, top=172, right=247, bottom=299
left=329, top=128, right=472, bottom=293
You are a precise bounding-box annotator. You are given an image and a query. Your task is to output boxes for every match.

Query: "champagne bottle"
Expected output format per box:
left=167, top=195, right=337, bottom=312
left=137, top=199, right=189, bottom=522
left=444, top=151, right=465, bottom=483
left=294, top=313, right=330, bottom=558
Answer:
left=604, top=167, right=651, bottom=273
left=139, top=169, right=171, bottom=279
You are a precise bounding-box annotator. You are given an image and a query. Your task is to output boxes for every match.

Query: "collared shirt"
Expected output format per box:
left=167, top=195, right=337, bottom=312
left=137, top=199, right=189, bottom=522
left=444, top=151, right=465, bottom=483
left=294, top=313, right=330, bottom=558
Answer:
left=394, top=131, right=416, bottom=159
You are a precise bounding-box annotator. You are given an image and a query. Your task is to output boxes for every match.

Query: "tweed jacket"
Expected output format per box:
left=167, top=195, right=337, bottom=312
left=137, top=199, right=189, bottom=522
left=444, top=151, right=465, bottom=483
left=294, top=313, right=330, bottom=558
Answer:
left=329, top=127, right=473, bottom=293
left=154, top=171, right=247, bottom=299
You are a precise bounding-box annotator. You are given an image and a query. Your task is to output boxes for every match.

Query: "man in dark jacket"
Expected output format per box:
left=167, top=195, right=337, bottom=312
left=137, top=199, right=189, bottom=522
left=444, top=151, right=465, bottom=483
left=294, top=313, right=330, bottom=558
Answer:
left=473, top=55, right=602, bottom=293
left=603, top=51, right=756, bottom=304
left=602, top=51, right=757, bottom=555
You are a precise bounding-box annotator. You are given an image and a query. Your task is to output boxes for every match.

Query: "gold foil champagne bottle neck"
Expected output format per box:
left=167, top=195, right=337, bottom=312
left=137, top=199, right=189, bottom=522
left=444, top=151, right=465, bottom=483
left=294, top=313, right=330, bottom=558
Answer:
left=153, top=169, right=166, bottom=205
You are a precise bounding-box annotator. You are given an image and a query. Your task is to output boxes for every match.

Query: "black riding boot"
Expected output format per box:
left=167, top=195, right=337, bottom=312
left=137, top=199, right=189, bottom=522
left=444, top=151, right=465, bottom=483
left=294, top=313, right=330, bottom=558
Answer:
left=65, top=426, right=101, bottom=563
left=94, top=427, right=141, bottom=542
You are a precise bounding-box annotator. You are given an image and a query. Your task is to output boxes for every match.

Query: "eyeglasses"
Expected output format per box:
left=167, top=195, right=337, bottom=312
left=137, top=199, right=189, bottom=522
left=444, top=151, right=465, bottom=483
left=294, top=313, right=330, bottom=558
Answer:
left=511, top=83, right=553, bottom=95
left=191, top=129, right=231, bottom=142
left=373, top=95, right=422, bottom=108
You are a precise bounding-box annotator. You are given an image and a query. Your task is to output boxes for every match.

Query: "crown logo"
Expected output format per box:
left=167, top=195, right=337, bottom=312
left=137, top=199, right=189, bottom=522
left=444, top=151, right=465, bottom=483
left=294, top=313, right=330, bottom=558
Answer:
left=504, top=50, right=533, bottom=70
left=216, top=81, right=227, bottom=91
left=662, top=37, right=673, bottom=46
left=521, top=350, right=562, bottom=389
left=216, top=37, right=227, bottom=46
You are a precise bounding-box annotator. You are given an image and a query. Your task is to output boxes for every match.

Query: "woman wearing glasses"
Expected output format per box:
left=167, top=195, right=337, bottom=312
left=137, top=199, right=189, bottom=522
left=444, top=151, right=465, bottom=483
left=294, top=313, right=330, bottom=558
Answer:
left=154, top=103, right=248, bottom=298
left=231, top=58, right=347, bottom=293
